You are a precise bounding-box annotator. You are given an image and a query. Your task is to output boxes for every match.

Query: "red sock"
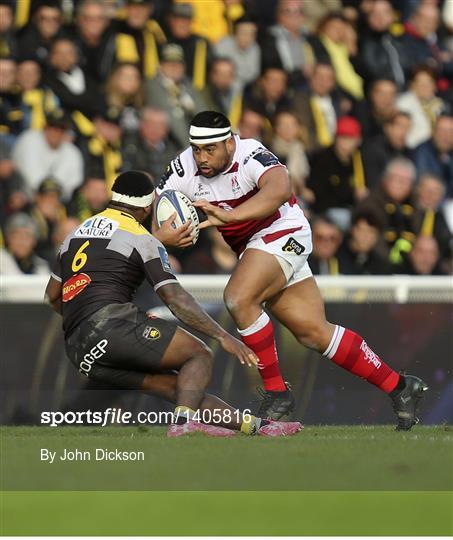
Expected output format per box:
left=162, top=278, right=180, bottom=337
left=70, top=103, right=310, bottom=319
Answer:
left=323, top=326, right=400, bottom=393
left=238, top=312, right=286, bottom=392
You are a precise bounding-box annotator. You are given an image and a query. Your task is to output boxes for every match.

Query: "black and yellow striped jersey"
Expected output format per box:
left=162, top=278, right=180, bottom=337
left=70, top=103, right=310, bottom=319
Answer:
left=51, top=207, right=177, bottom=337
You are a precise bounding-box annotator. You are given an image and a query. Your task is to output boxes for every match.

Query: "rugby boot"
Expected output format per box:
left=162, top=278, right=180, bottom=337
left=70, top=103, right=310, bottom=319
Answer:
left=257, top=420, right=303, bottom=437
left=167, top=420, right=237, bottom=437
left=390, top=373, right=429, bottom=431
left=256, top=382, right=295, bottom=420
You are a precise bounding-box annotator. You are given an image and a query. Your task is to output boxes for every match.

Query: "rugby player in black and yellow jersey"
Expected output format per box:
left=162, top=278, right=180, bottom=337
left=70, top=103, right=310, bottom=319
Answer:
left=44, top=171, right=302, bottom=437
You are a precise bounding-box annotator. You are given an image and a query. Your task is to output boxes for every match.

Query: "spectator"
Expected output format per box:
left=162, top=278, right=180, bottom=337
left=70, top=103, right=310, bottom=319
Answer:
left=0, top=213, right=50, bottom=275
left=17, top=57, right=59, bottom=131
left=44, top=37, right=106, bottom=120
left=0, top=1, right=18, bottom=58
left=362, top=111, right=412, bottom=189
left=0, top=57, right=24, bottom=142
left=67, top=176, right=109, bottom=222
left=292, top=62, right=342, bottom=153
left=202, top=57, right=243, bottom=130
left=259, top=0, right=315, bottom=88
left=121, top=106, right=181, bottom=180
left=76, top=109, right=123, bottom=189
left=415, top=173, right=452, bottom=261
left=357, top=157, right=422, bottom=262
left=144, top=43, right=206, bottom=147
left=270, top=110, right=310, bottom=199
left=303, top=0, right=342, bottom=34
left=412, top=115, right=453, bottom=196
left=0, top=140, right=27, bottom=226
left=52, top=216, right=81, bottom=251
left=243, top=66, right=293, bottom=123
left=311, top=12, right=364, bottom=100
left=356, top=0, right=406, bottom=89
left=307, top=116, right=366, bottom=229
left=237, top=108, right=267, bottom=141
left=309, top=215, right=343, bottom=275
left=337, top=210, right=392, bottom=274
left=104, top=62, right=144, bottom=132
left=215, top=15, right=261, bottom=89
left=397, top=2, right=453, bottom=79
left=114, top=0, right=166, bottom=79
left=12, top=109, right=84, bottom=202
left=396, top=65, right=447, bottom=149
left=17, top=0, right=64, bottom=65
left=29, top=177, right=66, bottom=264
left=71, top=0, right=117, bottom=85
left=395, top=235, right=445, bottom=275
left=164, top=3, right=213, bottom=91
left=353, top=78, right=397, bottom=139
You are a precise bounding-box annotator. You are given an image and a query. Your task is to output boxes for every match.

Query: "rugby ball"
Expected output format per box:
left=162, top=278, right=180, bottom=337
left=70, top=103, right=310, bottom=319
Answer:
left=155, top=190, right=200, bottom=244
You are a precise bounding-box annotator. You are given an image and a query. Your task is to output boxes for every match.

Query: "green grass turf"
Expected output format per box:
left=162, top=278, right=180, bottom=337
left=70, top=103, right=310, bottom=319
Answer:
left=1, top=425, right=452, bottom=535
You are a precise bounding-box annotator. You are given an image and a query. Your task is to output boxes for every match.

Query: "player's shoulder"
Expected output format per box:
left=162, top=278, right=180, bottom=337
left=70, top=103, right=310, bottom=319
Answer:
left=157, top=147, right=196, bottom=191
left=239, top=138, right=280, bottom=168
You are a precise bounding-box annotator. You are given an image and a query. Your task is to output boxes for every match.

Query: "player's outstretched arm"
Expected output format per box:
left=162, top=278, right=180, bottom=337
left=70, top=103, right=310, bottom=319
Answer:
left=157, top=282, right=258, bottom=367
left=194, top=167, right=292, bottom=227
left=44, top=276, right=62, bottom=314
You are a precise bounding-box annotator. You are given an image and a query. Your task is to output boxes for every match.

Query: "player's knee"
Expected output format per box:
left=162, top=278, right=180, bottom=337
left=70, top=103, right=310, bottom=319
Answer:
left=224, top=289, right=252, bottom=317
left=296, top=322, right=328, bottom=351
left=191, top=340, right=213, bottom=365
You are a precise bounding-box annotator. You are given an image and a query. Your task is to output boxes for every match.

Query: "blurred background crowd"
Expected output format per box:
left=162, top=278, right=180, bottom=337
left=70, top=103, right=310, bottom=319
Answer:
left=0, top=0, right=452, bottom=278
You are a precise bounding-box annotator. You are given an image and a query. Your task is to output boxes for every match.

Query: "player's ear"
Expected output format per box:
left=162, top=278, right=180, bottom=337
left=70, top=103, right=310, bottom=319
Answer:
left=226, top=136, right=234, bottom=153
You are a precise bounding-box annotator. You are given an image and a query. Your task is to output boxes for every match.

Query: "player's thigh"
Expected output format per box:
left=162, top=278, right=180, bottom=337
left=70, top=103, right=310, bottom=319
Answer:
left=225, top=248, right=287, bottom=306
left=159, top=326, right=212, bottom=370
left=266, top=276, right=333, bottom=347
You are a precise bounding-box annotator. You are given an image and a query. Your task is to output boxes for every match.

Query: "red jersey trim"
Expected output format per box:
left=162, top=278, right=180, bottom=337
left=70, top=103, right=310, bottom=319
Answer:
left=262, top=226, right=304, bottom=244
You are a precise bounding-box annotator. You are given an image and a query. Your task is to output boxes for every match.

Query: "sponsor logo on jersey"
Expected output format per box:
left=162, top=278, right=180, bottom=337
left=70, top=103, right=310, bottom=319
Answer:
left=243, top=146, right=266, bottom=164
left=360, top=340, right=382, bottom=369
left=282, top=237, right=305, bottom=255
left=79, top=339, right=108, bottom=375
left=252, top=149, right=280, bottom=167
left=172, top=155, right=185, bottom=177
left=75, top=217, right=118, bottom=238
left=62, top=273, right=91, bottom=302
left=158, top=246, right=173, bottom=273
left=194, top=182, right=211, bottom=198
left=142, top=326, right=161, bottom=340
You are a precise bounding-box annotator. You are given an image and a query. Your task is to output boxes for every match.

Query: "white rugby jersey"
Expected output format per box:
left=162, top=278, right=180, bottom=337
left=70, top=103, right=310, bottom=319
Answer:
left=156, top=136, right=310, bottom=255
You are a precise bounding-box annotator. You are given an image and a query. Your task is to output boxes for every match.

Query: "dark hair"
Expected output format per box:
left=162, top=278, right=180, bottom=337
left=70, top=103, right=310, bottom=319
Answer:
left=409, top=64, right=437, bottom=82
left=351, top=210, right=384, bottom=231
left=383, top=110, right=411, bottom=125
left=190, top=110, right=230, bottom=129
left=112, top=170, right=154, bottom=196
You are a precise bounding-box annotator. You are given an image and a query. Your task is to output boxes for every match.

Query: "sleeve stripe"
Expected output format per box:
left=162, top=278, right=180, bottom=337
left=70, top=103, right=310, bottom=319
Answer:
left=153, top=278, right=179, bottom=291
left=51, top=272, right=62, bottom=282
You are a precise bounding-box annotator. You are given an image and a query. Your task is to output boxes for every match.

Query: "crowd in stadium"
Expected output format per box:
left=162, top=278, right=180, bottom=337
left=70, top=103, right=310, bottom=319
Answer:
left=0, top=0, right=452, bottom=277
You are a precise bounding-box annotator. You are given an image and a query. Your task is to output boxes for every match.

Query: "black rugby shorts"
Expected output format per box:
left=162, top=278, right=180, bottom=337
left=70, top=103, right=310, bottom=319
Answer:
left=65, top=303, right=177, bottom=389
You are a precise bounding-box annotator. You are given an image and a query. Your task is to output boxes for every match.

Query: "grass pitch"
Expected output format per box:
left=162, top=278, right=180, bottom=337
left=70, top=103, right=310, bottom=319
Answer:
left=1, top=425, right=452, bottom=535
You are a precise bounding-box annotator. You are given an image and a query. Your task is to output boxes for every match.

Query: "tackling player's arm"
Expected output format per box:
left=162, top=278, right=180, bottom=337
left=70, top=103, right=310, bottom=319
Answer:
left=44, top=253, right=63, bottom=314
left=44, top=276, right=62, bottom=314
left=194, top=166, right=291, bottom=227
left=156, top=283, right=257, bottom=367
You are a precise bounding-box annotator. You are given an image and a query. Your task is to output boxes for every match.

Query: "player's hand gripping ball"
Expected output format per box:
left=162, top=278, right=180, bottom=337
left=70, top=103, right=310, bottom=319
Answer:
left=155, top=190, right=200, bottom=245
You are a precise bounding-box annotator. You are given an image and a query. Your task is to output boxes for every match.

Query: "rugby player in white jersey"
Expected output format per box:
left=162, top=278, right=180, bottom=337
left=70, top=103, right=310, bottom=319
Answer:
left=155, top=111, right=428, bottom=430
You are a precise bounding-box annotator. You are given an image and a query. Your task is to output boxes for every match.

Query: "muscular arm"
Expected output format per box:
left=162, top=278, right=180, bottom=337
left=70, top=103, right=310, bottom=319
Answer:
left=157, top=282, right=228, bottom=342
left=44, top=276, right=62, bottom=315
left=194, top=166, right=292, bottom=226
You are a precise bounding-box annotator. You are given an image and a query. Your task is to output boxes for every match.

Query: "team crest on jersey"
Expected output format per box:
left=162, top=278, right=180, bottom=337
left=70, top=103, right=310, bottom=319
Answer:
left=75, top=217, right=118, bottom=238
left=143, top=326, right=161, bottom=340
left=282, top=237, right=305, bottom=255
left=231, top=175, right=240, bottom=194
left=62, top=273, right=91, bottom=302
left=158, top=246, right=173, bottom=273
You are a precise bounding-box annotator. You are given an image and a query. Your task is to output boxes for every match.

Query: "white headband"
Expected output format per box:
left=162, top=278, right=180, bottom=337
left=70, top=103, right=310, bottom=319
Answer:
left=111, top=190, right=155, bottom=207
left=189, top=125, right=232, bottom=144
